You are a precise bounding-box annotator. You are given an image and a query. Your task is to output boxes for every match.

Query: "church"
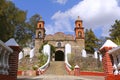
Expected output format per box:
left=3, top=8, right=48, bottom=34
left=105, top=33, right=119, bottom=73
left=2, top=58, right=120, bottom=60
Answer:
left=35, top=16, right=85, bottom=61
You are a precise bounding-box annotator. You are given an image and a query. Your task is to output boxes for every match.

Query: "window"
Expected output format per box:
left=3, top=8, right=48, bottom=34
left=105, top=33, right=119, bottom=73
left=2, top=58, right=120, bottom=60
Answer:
left=78, top=24, right=80, bottom=27
left=38, top=31, right=42, bottom=38
left=78, top=31, right=82, bottom=38
left=57, top=42, right=61, bottom=47
left=39, top=24, right=41, bottom=28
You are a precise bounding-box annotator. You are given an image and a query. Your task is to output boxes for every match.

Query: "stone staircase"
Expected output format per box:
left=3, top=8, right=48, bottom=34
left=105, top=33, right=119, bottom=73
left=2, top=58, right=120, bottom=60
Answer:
left=44, top=61, right=67, bottom=75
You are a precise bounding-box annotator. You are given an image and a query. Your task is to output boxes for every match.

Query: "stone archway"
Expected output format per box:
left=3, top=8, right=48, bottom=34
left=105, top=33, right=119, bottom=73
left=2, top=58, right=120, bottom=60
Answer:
left=55, top=50, right=64, bottom=61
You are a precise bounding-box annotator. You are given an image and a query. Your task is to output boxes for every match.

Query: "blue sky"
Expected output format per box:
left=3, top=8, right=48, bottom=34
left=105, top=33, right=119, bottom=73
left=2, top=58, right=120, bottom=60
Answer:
left=12, top=0, right=120, bottom=38
left=12, top=0, right=80, bottom=22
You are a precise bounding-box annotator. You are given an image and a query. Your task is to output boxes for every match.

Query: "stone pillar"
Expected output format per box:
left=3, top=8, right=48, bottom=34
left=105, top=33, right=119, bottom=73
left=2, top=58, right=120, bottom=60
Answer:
left=8, top=46, right=21, bottom=80
left=74, top=65, right=80, bottom=76
left=101, top=47, right=115, bottom=80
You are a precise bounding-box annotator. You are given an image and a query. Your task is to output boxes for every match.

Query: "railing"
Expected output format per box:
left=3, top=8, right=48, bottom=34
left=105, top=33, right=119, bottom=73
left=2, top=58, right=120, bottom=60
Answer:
left=0, top=40, right=13, bottom=75
left=65, top=60, right=72, bottom=71
left=108, top=46, right=120, bottom=75
left=65, top=54, right=72, bottom=74
left=38, top=55, right=50, bottom=74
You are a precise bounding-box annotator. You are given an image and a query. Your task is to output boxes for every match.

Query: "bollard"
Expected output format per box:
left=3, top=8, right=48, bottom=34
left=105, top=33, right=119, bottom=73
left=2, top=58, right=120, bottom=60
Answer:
left=74, top=65, right=80, bottom=76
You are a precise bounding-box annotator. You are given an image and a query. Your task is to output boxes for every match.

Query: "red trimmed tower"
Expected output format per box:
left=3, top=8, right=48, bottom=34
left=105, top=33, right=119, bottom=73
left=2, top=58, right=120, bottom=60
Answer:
left=74, top=16, right=85, bottom=54
left=74, top=16, right=84, bottom=39
left=35, top=16, right=45, bottom=54
left=36, top=16, right=45, bottom=39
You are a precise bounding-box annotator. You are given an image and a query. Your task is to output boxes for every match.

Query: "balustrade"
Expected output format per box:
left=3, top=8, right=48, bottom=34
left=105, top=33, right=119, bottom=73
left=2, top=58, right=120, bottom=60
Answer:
left=0, top=40, right=13, bottom=75
left=108, top=47, right=120, bottom=75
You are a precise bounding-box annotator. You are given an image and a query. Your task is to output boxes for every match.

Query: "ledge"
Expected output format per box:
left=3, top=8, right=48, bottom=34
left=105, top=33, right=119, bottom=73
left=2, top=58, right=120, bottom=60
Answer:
left=0, top=40, right=13, bottom=53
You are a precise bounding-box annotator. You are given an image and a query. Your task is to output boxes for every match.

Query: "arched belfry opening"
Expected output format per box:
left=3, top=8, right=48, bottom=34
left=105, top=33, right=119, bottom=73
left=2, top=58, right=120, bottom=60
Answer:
left=38, top=31, right=42, bottom=38
left=55, top=50, right=64, bottom=61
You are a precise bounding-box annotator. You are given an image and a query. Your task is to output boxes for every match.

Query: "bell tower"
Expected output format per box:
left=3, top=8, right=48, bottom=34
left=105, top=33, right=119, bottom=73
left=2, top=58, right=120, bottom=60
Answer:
left=36, top=16, right=45, bottom=39
left=74, top=16, right=85, bottom=55
left=74, top=16, right=84, bottom=39
left=35, top=16, right=46, bottom=54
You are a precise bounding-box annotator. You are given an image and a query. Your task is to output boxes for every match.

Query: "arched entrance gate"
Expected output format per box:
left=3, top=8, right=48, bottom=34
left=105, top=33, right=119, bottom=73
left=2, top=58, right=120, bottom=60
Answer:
left=55, top=50, right=64, bottom=61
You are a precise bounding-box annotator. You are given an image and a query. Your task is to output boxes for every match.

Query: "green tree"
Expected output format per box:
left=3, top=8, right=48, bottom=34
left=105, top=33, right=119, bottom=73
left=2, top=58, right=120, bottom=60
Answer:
left=0, top=0, right=33, bottom=47
left=0, top=0, right=27, bottom=42
left=109, top=20, right=120, bottom=45
left=27, top=14, right=41, bottom=37
left=15, top=25, right=32, bottom=47
left=85, top=29, right=99, bottom=53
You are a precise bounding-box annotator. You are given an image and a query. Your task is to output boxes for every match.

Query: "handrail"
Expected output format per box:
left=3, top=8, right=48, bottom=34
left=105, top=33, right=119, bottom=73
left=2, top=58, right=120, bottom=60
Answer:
left=38, top=55, right=50, bottom=72
left=65, top=54, right=72, bottom=71
left=65, top=60, right=72, bottom=71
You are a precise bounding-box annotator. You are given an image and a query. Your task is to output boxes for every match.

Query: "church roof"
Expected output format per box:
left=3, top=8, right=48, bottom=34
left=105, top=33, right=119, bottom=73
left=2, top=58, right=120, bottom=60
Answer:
left=45, top=32, right=74, bottom=40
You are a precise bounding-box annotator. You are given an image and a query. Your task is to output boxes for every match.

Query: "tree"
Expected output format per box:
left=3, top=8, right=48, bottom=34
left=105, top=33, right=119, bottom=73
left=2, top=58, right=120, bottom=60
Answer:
left=0, top=0, right=34, bottom=47
left=27, top=14, right=41, bottom=38
left=0, top=0, right=27, bottom=42
left=15, top=14, right=41, bottom=47
left=85, top=29, right=99, bottom=53
left=14, top=25, right=32, bottom=47
left=109, top=20, right=120, bottom=45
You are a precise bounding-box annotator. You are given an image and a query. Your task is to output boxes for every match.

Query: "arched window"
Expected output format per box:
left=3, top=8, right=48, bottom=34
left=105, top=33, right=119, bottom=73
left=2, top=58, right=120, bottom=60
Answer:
left=39, top=24, right=41, bottom=28
left=38, top=31, right=42, bottom=38
left=78, top=31, right=82, bottom=38
left=78, top=24, right=80, bottom=27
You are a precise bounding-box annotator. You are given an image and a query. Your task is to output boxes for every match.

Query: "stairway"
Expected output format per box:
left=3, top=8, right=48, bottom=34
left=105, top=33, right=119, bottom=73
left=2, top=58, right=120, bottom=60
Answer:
left=44, top=61, right=67, bottom=75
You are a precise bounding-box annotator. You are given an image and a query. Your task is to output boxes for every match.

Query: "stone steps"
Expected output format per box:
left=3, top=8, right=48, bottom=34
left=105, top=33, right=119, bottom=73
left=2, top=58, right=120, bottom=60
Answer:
left=44, top=61, right=67, bottom=75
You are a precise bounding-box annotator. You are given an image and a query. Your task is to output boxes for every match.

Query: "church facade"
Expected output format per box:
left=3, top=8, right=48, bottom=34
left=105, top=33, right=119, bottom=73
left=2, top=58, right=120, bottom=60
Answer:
left=35, top=16, right=85, bottom=61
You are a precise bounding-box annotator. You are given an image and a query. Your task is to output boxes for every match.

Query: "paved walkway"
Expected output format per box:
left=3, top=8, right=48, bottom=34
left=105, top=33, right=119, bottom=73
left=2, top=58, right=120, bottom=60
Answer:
left=44, top=61, right=67, bottom=75
left=17, top=75, right=104, bottom=80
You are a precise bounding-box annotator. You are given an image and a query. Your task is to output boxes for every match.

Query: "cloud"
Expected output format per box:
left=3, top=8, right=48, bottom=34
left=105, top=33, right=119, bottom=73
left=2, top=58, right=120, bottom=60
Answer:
left=47, top=0, right=120, bottom=37
left=53, top=0, right=68, bottom=5
left=117, top=0, right=120, bottom=6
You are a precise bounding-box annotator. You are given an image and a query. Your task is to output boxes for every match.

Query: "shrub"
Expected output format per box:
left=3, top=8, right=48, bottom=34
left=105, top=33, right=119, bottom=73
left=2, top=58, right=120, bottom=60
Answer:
left=37, top=53, right=48, bottom=67
left=32, top=65, right=38, bottom=70
left=25, top=54, right=30, bottom=58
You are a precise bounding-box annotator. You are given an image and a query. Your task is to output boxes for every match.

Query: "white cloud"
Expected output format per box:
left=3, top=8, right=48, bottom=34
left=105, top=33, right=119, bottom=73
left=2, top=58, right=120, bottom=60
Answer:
left=53, top=0, right=68, bottom=4
left=47, top=0, right=120, bottom=37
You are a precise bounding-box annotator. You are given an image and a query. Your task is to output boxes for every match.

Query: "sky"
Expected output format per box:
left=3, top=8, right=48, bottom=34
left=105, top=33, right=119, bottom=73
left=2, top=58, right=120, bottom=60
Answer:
left=12, top=0, right=120, bottom=38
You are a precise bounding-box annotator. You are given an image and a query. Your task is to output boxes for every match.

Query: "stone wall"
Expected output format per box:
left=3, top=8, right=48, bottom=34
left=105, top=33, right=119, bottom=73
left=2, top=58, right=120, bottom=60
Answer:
left=35, top=32, right=85, bottom=56
left=35, top=39, right=44, bottom=54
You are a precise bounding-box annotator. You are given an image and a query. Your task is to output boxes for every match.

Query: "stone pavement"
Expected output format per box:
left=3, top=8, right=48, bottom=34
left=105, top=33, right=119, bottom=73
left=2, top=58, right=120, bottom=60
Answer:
left=44, top=61, right=67, bottom=75
left=17, top=75, right=104, bottom=80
